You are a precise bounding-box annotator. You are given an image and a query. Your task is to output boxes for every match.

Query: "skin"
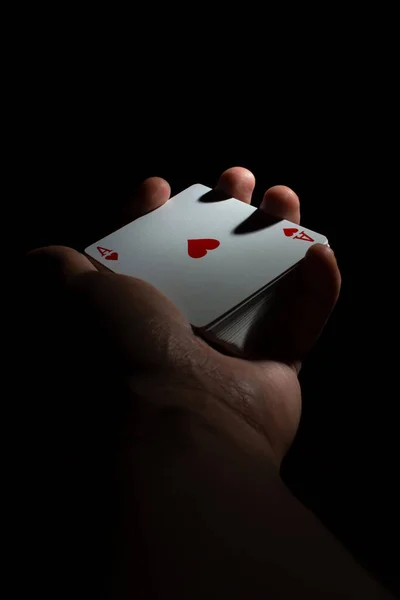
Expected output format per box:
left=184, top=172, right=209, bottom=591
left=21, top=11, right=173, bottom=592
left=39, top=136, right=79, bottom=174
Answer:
left=24, top=168, right=395, bottom=598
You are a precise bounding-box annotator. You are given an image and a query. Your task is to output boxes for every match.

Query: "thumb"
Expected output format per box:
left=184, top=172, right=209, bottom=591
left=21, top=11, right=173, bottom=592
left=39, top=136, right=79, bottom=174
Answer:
left=244, top=244, right=341, bottom=371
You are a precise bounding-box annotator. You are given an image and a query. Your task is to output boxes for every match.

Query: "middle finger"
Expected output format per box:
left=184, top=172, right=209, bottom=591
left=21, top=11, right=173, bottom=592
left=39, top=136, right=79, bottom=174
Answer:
left=260, top=185, right=300, bottom=224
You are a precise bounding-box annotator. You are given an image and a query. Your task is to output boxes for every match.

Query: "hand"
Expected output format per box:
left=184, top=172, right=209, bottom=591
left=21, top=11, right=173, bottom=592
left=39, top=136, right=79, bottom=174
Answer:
left=26, top=167, right=340, bottom=466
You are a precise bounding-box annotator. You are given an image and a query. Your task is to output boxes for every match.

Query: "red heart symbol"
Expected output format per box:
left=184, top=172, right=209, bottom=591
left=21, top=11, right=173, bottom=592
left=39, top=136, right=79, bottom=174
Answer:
left=283, top=228, right=299, bottom=237
left=105, top=251, right=118, bottom=260
left=188, top=238, right=220, bottom=259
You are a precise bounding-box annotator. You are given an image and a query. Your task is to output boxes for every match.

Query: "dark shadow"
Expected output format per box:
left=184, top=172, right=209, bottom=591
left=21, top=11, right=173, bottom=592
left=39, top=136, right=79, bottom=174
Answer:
left=198, top=189, right=283, bottom=234
left=198, top=189, right=232, bottom=202
left=233, top=209, right=282, bottom=234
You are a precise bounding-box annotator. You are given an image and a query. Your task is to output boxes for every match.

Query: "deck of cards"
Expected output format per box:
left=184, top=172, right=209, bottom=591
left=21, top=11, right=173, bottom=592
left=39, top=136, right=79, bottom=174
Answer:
left=85, top=184, right=328, bottom=358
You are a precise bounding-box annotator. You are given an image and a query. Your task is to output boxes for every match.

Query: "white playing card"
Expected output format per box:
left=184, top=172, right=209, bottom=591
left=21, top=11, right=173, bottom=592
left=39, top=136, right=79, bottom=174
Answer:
left=84, top=184, right=328, bottom=329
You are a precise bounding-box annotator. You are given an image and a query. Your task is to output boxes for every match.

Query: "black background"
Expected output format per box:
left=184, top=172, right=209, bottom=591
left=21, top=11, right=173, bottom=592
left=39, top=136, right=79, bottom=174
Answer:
left=18, top=51, right=399, bottom=596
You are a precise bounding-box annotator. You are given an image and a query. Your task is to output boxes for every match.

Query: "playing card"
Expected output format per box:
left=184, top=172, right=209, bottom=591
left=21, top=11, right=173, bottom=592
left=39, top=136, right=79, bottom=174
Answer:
left=84, top=184, right=328, bottom=329
left=203, top=285, right=278, bottom=357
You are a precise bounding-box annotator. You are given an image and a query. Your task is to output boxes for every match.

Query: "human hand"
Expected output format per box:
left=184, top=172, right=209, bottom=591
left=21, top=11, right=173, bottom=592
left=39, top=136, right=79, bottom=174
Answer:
left=26, top=167, right=340, bottom=467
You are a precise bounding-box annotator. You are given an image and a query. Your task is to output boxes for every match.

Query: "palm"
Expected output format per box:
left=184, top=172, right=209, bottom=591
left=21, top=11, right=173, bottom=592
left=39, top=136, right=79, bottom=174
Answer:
left=207, top=346, right=302, bottom=464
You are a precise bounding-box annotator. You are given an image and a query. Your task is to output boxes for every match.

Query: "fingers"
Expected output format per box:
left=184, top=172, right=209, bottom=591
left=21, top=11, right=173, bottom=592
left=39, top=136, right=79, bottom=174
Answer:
left=246, top=244, right=341, bottom=370
left=122, top=177, right=171, bottom=223
left=260, top=185, right=300, bottom=224
left=216, top=167, right=255, bottom=204
left=216, top=169, right=300, bottom=226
